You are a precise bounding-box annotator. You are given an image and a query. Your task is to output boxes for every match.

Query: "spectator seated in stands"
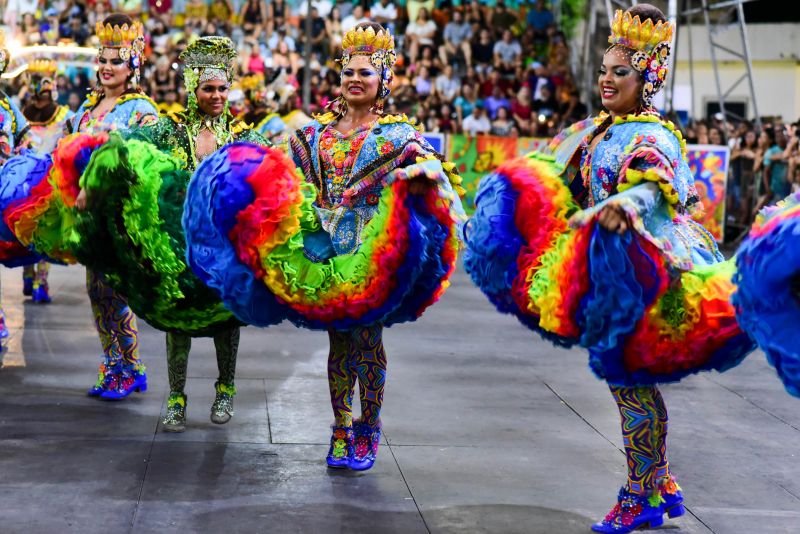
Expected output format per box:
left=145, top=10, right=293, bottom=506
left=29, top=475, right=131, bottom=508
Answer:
left=439, top=9, right=472, bottom=69
left=493, top=29, right=522, bottom=74
left=462, top=100, right=491, bottom=136
left=342, top=4, right=369, bottom=33
left=490, top=106, right=517, bottom=136
left=371, top=0, right=399, bottom=34
left=527, top=0, right=555, bottom=38
left=485, top=85, right=511, bottom=121
left=405, top=7, right=437, bottom=65
left=435, top=65, right=461, bottom=102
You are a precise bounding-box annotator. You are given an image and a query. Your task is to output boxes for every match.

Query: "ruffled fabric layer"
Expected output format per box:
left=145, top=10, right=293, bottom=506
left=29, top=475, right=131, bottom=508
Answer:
left=463, top=152, right=755, bottom=386
left=183, top=142, right=460, bottom=330
left=2, top=133, right=108, bottom=265
left=0, top=151, right=51, bottom=267
left=67, top=135, right=240, bottom=335
left=734, top=192, right=800, bottom=397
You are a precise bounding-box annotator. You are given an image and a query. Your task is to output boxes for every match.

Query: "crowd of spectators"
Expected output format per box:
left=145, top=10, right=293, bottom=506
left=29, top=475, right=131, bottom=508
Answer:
left=683, top=116, right=800, bottom=233
left=3, top=0, right=798, bottom=235
left=1, top=0, right=588, bottom=137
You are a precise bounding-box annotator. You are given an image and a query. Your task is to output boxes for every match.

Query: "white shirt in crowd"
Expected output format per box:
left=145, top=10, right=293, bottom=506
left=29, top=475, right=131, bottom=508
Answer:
left=371, top=1, right=398, bottom=22
left=462, top=112, right=491, bottom=136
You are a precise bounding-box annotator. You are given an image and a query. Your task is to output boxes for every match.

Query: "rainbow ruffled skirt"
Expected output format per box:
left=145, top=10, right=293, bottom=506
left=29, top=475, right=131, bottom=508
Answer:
left=464, top=152, right=755, bottom=386
left=734, top=192, right=800, bottom=397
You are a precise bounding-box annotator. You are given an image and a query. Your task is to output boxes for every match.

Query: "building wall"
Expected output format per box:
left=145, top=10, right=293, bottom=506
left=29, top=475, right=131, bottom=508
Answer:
left=671, top=23, right=800, bottom=120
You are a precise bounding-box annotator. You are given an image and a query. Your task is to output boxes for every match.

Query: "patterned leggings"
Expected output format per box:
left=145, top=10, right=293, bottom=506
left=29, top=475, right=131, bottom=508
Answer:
left=609, top=385, right=670, bottom=495
left=328, top=324, right=387, bottom=428
left=86, top=270, right=140, bottom=368
left=166, top=327, right=240, bottom=393
left=23, top=261, right=49, bottom=283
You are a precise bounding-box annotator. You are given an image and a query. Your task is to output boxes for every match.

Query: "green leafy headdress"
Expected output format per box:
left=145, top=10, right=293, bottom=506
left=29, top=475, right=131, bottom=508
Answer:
left=179, top=36, right=237, bottom=113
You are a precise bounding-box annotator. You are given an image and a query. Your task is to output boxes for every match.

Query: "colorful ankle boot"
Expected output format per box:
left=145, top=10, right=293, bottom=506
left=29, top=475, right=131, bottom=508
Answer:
left=591, top=487, right=664, bottom=533
left=100, top=365, right=147, bottom=400
left=326, top=426, right=354, bottom=468
left=32, top=281, right=51, bottom=303
left=22, top=275, right=33, bottom=296
left=657, top=476, right=685, bottom=520
left=350, top=420, right=381, bottom=471
left=162, top=392, right=187, bottom=432
left=87, top=362, right=116, bottom=397
left=210, top=382, right=235, bottom=424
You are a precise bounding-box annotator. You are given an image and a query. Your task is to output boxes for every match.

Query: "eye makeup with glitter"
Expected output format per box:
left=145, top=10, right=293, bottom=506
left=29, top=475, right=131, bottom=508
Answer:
left=342, top=68, right=377, bottom=78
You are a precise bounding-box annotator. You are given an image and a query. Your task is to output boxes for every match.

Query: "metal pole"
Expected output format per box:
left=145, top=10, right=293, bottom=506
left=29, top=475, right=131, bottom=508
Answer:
left=736, top=0, right=760, bottom=130
left=582, top=1, right=598, bottom=114
left=701, top=0, right=726, bottom=122
left=686, top=0, right=696, bottom=120
left=302, top=0, right=312, bottom=113
left=665, top=0, right=678, bottom=114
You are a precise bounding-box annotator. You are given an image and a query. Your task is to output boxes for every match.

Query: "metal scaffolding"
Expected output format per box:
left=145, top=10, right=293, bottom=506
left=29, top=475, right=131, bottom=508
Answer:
left=580, top=0, right=758, bottom=128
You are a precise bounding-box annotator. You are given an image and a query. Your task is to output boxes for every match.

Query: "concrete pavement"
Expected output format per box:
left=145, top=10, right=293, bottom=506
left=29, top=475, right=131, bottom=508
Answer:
left=0, top=264, right=798, bottom=533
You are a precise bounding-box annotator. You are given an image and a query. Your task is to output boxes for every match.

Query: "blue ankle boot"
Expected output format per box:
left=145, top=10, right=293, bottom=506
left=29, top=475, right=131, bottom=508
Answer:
left=350, top=420, right=381, bottom=471
left=100, top=365, right=147, bottom=400
left=658, top=476, right=685, bottom=520
left=326, top=426, right=354, bottom=468
left=591, top=487, right=664, bottom=533
left=32, top=282, right=51, bottom=303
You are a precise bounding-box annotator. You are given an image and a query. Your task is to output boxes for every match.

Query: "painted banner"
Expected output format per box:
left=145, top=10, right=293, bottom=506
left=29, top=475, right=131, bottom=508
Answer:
left=449, top=134, right=525, bottom=211
left=686, top=144, right=729, bottom=242
left=423, top=133, right=446, bottom=155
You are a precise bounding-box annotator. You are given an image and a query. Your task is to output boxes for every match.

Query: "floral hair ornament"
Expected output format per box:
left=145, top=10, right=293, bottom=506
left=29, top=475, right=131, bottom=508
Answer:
left=27, top=58, right=59, bottom=96
left=608, top=9, right=674, bottom=106
left=180, top=36, right=238, bottom=114
left=0, top=29, right=9, bottom=76
left=338, top=25, right=397, bottom=115
left=95, top=21, right=146, bottom=85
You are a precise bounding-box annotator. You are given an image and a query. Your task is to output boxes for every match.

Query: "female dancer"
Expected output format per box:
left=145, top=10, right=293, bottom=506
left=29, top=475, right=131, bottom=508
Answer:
left=123, top=37, right=270, bottom=431
left=180, top=22, right=463, bottom=471
left=0, top=32, right=33, bottom=338
left=464, top=5, right=755, bottom=532
left=69, top=14, right=158, bottom=400
left=20, top=59, right=74, bottom=303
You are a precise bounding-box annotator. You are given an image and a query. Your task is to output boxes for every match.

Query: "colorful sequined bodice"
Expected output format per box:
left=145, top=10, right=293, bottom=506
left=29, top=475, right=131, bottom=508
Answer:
left=71, top=94, right=158, bottom=134
left=0, top=93, right=29, bottom=155
left=291, top=115, right=446, bottom=256
left=28, top=105, right=74, bottom=154
left=318, top=122, right=374, bottom=206
left=579, top=115, right=694, bottom=209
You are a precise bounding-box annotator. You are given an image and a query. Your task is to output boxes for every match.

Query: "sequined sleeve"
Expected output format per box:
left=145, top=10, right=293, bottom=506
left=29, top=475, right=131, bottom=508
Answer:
left=615, top=124, right=697, bottom=213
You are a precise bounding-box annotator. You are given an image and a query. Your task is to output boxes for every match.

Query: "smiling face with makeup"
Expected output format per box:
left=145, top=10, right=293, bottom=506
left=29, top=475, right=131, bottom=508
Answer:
left=598, top=47, right=642, bottom=118
left=196, top=79, right=229, bottom=117
left=97, top=47, right=132, bottom=92
left=340, top=55, right=381, bottom=111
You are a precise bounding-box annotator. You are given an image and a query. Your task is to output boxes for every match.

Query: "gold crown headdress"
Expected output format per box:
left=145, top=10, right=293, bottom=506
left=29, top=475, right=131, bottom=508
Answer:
left=340, top=25, right=397, bottom=71
left=608, top=10, right=673, bottom=54
left=608, top=10, right=674, bottom=106
left=95, top=21, right=145, bottom=84
left=27, top=58, right=59, bottom=95
left=336, top=25, right=397, bottom=116
left=27, top=58, right=58, bottom=78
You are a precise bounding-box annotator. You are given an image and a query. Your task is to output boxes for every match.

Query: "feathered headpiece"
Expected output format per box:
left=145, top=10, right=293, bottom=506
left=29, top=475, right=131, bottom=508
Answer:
left=608, top=10, right=674, bottom=106
left=180, top=36, right=237, bottom=115
left=332, top=25, right=397, bottom=116
left=0, top=29, right=9, bottom=76
left=95, top=21, right=145, bottom=84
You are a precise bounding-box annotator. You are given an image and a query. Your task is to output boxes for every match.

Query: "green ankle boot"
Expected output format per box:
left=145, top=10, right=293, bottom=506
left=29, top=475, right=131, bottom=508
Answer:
left=162, top=392, right=187, bottom=432
left=210, top=382, right=235, bottom=424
